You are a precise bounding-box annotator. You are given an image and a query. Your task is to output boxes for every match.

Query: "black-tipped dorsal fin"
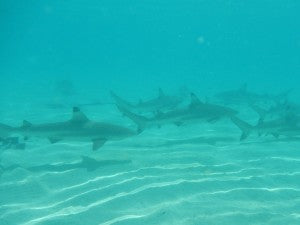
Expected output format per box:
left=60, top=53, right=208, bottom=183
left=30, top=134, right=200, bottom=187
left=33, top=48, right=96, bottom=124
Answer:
left=155, top=110, right=164, bottom=118
left=23, top=120, right=33, bottom=128
left=158, top=88, right=165, bottom=98
left=240, top=83, right=248, bottom=92
left=190, top=93, right=203, bottom=107
left=71, top=107, right=89, bottom=123
left=257, top=117, right=264, bottom=127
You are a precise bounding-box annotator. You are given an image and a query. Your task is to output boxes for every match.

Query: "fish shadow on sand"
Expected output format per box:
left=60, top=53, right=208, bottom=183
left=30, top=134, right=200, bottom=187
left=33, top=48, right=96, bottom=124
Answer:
left=0, top=137, right=25, bottom=151
left=131, top=136, right=236, bottom=148
left=0, top=156, right=132, bottom=176
left=158, top=136, right=236, bottom=147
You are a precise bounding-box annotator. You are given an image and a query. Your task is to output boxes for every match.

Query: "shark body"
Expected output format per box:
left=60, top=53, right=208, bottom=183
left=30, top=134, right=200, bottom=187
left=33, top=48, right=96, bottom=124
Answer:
left=215, top=84, right=290, bottom=105
left=17, top=107, right=139, bottom=150
left=231, top=115, right=300, bottom=140
left=111, top=89, right=183, bottom=114
left=0, top=123, right=14, bottom=139
left=117, top=93, right=238, bottom=129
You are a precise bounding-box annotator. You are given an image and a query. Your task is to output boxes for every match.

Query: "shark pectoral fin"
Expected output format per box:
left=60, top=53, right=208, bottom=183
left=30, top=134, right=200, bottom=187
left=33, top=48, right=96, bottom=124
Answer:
left=48, top=137, right=62, bottom=144
left=272, top=133, right=279, bottom=139
left=92, top=138, right=107, bottom=151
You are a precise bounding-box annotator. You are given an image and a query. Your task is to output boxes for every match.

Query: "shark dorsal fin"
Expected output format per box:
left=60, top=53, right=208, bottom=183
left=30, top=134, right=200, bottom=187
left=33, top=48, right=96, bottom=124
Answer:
left=190, top=93, right=203, bottom=107
left=23, top=120, right=33, bottom=128
left=240, top=83, right=248, bottom=93
left=158, top=88, right=165, bottom=98
left=71, top=107, right=89, bottom=123
left=205, top=96, right=209, bottom=104
left=155, top=110, right=164, bottom=118
left=257, top=117, right=264, bottom=126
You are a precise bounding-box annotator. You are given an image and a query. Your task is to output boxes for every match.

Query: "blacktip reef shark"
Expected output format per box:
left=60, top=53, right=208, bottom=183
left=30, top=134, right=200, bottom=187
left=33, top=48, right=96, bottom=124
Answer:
left=17, top=107, right=141, bottom=151
left=116, top=93, right=238, bottom=129
left=215, top=84, right=291, bottom=105
left=110, top=88, right=183, bottom=114
left=0, top=123, right=14, bottom=139
left=0, top=124, right=25, bottom=150
left=231, top=114, right=300, bottom=141
left=249, top=100, right=300, bottom=121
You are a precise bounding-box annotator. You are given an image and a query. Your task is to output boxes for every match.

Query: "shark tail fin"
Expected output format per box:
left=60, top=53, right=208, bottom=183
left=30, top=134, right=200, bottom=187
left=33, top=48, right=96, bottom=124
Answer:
left=115, top=104, right=148, bottom=133
left=249, top=104, right=267, bottom=120
left=231, top=116, right=253, bottom=141
left=110, top=91, right=134, bottom=109
left=239, top=83, right=248, bottom=93
left=276, top=89, right=293, bottom=103
left=158, top=88, right=165, bottom=98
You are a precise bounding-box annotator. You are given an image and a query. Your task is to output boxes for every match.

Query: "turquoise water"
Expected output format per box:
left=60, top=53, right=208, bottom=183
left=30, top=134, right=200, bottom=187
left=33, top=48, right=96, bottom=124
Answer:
left=1, top=1, right=300, bottom=224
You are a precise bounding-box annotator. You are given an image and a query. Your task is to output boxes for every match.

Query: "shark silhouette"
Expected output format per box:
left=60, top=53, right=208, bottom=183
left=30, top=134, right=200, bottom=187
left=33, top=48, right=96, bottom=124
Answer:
left=16, top=107, right=140, bottom=150
left=116, top=93, right=238, bottom=129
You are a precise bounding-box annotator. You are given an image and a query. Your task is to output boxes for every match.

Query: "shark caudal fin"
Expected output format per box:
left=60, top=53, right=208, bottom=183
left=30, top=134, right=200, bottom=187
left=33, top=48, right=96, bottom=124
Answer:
left=249, top=104, right=267, bottom=120
left=110, top=91, right=134, bottom=109
left=230, top=116, right=253, bottom=141
left=115, top=104, right=148, bottom=133
left=275, top=89, right=293, bottom=103
left=158, top=88, right=165, bottom=98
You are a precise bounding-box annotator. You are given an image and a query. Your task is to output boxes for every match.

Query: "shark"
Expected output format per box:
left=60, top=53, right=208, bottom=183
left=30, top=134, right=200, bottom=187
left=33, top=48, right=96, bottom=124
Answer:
left=110, top=88, right=183, bottom=114
left=215, top=84, right=291, bottom=105
left=0, top=123, right=14, bottom=139
left=0, top=124, right=26, bottom=150
left=16, top=107, right=140, bottom=150
left=230, top=114, right=300, bottom=140
left=249, top=102, right=294, bottom=121
left=116, top=93, right=238, bottom=129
